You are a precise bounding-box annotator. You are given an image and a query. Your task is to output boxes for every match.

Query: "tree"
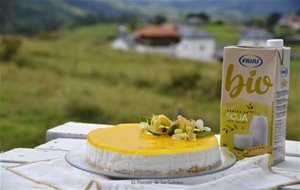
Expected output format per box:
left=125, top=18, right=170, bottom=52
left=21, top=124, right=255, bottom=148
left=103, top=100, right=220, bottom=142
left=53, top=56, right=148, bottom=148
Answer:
left=0, top=0, right=16, bottom=33
left=186, top=12, right=210, bottom=23
left=0, top=36, right=22, bottom=61
left=197, top=12, right=210, bottom=22
left=245, top=19, right=265, bottom=28
left=150, top=15, right=166, bottom=25
left=266, top=12, right=282, bottom=29
left=127, top=17, right=142, bottom=31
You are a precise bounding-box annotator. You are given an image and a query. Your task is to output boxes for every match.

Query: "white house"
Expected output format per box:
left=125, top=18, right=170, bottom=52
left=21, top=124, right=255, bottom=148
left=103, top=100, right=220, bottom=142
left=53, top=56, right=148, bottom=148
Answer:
left=111, top=24, right=216, bottom=62
left=238, top=28, right=273, bottom=47
left=133, top=25, right=179, bottom=56
left=176, top=24, right=216, bottom=61
left=111, top=25, right=136, bottom=50
left=111, top=35, right=136, bottom=51
left=111, top=38, right=129, bottom=50
left=277, top=15, right=300, bottom=29
left=135, top=44, right=177, bottom=55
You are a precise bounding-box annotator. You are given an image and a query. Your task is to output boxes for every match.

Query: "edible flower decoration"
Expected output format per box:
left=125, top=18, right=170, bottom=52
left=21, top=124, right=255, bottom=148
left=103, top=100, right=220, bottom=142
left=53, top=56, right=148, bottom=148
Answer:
left=139, top=114, right=214, bottom=141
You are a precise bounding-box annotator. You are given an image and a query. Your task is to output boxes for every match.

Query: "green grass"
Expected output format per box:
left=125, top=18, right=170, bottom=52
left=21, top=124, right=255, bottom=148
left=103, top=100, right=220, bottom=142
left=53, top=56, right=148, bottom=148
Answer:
left=0, top=24, right=222, bottom=151
left=288, top=60, right=300, bottom=140
left=200, top=24, right=241, bottom=45
left=0, top=24, right=299, bottom=151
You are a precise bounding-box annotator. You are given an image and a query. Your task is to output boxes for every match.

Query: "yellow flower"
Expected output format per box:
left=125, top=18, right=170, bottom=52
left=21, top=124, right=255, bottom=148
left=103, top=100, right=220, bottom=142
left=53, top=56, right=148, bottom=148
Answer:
left=175, top=115, right=191, bottom=132
left=151, top=114, right=172, bottom=127
left=174, top=129, right=183, bottom=134
left=157, top=114, right=172, bottom=127
left=190, top=119, right=197, bottom=128
left=187, top=132, right=196, bottom=141
left=186, top=126, right=193, bottom=133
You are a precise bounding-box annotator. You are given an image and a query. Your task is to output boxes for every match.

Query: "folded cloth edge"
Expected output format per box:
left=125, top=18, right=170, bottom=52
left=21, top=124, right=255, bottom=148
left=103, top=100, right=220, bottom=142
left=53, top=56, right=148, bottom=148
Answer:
left=6, top=158, right=63, bottom=190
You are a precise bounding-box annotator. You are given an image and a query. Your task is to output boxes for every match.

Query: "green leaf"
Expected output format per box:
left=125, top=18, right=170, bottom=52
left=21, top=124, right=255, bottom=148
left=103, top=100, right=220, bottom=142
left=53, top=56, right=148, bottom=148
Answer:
left=146, top=129, right=162, bottom=136
left=139, top=116, right=152, bottom=125
left=195, top=131, right=215, bottom=138
left=167, top=124, right=179, bottom=136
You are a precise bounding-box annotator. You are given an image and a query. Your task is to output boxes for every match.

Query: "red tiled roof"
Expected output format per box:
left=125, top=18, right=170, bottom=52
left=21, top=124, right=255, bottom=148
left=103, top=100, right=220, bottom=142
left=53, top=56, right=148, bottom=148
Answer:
left=135, top=26, right=179, bottom=37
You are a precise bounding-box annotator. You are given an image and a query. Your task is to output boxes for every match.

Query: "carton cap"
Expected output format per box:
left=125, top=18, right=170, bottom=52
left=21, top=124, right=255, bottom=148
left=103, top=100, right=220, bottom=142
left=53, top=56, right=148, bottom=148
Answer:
left=267, top=39, right=284, bottom=47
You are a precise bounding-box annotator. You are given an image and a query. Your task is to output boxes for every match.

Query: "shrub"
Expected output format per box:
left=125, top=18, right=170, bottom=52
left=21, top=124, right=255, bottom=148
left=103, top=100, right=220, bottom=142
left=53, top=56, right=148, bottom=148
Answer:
left=36, top=31, right=52, bottom=40
left=0, top=36, right=22, bottom=61
left=134, top=78, right=152, bottom=88
left=188, top=76, right=221, bottom=101
left=65, top=99, right=112, bottom=123
left=15, top=56, right=30, bottom=68
left=274, top=27, right=298, bottom=38
left=171, top=72, right=201, bottom=92
left=161, top=72, right=201, bottom=95
left=161, top=71, right=221, bottom=101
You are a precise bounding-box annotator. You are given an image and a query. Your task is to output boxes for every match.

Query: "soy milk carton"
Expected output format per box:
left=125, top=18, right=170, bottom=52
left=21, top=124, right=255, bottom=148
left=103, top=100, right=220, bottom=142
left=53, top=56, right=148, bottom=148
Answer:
left=220, top=39, right=290, bottom=165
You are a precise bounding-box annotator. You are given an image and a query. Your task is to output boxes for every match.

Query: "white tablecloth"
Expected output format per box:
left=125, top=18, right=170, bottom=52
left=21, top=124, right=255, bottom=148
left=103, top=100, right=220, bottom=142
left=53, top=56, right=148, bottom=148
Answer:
left=6, top=154, right=300, bottom=190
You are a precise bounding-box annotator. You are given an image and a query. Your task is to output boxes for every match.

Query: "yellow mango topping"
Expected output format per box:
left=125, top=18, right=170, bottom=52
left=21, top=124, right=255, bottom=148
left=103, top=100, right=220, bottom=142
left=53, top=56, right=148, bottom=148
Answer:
left=88, top=124, right=218, bottom=155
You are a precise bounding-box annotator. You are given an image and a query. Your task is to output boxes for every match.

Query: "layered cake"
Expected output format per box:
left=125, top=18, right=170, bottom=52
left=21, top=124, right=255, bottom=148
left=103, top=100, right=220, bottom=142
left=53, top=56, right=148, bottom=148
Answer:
left=86, top=115, right=221, bottom=175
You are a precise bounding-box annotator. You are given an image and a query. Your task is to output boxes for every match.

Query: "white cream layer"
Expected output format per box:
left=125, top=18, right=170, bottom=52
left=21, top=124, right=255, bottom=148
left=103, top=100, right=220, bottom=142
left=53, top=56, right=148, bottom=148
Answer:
left=86, top=142, right=221, bottom=174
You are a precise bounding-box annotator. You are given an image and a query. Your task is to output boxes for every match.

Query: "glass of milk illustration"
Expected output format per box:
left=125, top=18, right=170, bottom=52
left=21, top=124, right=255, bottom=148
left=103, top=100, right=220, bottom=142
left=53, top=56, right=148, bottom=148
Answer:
left=233, top=134, right=253, bottom=150
left=249, top=115, right=269, bottom=146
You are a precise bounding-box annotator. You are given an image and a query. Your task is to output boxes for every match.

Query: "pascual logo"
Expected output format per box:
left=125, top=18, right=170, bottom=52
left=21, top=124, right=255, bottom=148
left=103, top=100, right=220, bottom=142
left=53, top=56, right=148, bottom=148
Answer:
left=239, top=55, right=263, bottom=68
left=281, top=67, right=288, bottom=77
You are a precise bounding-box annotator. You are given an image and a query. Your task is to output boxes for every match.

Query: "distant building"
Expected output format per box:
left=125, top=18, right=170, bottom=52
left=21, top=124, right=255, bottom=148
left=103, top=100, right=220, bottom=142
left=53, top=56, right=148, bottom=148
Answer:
left=111, top=24, right=216, bottom=62
left=186, top=16, right=205, bottom=25
left=111, top=25, right=136, bottom=50
left=176, top=24, right=215, bottom=61
left=238, top=28, right=273, bottom=46
left=134, top=25, right=180, bottom=55
left=111, top=36, right=136, bottom=50
left=277, top=15, right=300, bottom=29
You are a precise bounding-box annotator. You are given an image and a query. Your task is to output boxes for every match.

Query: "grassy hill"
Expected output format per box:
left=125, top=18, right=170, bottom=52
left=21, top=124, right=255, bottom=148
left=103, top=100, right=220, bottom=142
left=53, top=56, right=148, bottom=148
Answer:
left=1, top=24, right=299, bottom=151
left=1, top=0, right=140, bottom=34
left=2, top=0, right=299, bottom=34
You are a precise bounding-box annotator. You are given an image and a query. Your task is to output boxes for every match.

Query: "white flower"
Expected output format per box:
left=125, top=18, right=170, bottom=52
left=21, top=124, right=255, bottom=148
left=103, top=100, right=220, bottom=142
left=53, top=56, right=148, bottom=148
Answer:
left=196, top=119, right=204, bottom=128
left=203, top=126, right=211, bottom=132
